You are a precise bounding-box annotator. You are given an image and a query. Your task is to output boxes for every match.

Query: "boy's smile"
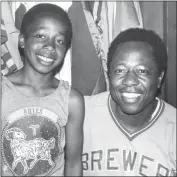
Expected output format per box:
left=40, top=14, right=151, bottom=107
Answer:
left=21, top=15, right=68, bottom=74
left=37, top=54, right=55, bottom=66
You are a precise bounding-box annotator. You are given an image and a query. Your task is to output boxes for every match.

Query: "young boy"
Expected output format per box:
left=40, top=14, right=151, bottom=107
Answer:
left=1, top=3, right=84, bottom=176
left=83, top=28, right=176, bottom=176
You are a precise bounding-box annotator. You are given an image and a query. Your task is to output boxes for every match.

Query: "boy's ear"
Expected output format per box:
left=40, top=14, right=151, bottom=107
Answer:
left=157, top=71, right=165, bottom=88
left=19, top=34, right=25, bottom=48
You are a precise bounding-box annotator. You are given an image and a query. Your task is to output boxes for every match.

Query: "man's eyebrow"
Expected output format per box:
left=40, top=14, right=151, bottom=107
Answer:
left=58, top=31, right=66, bottom=36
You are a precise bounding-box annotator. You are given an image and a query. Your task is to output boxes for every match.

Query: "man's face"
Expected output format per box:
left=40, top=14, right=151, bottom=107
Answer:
left=20, top=14, right=68, bottom=74
left=109, top=41, right=163, bottom=115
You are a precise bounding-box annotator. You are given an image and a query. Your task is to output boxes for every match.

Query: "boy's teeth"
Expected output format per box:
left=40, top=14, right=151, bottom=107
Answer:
left=37, top=55, right=53, bottom=62
left=122, top=93, right=141, bottom=98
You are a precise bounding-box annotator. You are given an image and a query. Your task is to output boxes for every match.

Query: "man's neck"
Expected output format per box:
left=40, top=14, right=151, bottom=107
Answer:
left=111, top=98, right=158, bottom=134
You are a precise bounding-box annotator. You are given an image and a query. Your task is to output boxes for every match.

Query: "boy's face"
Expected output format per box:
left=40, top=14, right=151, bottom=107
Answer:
left=109, top=41, right=164, bottom=115
left=20, top=14, right=68, bottom=74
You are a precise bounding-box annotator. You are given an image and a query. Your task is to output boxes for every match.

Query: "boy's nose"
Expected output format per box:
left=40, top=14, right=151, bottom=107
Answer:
left=122, top=71, right=139, bottom=87
left=43, top=41, right=55, bottom=52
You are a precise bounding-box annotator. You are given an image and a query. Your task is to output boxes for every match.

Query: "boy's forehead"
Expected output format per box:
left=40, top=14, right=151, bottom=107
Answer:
left=31, top=12, right=62, bottom=23
left=30, top=10, right=58, bottom=17
left=26, top=13, right=67, bottom=30
left=23, top=16, right=68, bottom=37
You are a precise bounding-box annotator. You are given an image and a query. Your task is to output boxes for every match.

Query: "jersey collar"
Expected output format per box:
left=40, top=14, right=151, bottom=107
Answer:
left=108, top=94, right=165, bottom=141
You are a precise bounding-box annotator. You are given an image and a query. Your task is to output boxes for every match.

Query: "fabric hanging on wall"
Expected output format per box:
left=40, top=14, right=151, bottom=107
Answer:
left=1, top=2, right=23, bottom=75
left=106, top=2, right=117, bottom=45
left=1, top=19, right=8, bottom=44
left=113, top=1, right=143, bottom=40
left=81, top=1, right=109, bottom=93
left=92, top=1, right=110, bottom=91
left=1, top=19, right=17, bottom=75
left=68, top=2, right=106, bottom=95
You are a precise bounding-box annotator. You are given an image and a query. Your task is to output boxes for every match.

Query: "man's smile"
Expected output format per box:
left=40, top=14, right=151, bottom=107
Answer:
left=122, top=92, right=142, bottom=99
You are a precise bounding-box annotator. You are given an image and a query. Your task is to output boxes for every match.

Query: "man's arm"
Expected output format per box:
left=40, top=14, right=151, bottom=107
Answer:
left=64, top=89, right=85, bottom=176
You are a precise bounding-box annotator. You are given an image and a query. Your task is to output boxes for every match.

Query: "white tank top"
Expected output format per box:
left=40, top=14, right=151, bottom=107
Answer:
left=1, top=76, right=71, bottom=176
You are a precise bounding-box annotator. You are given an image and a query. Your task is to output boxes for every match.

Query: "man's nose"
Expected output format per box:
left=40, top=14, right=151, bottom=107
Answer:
left=122, top=71, right=139, bottom=87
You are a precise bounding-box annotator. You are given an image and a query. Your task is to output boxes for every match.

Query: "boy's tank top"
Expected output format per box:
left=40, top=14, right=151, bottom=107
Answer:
left=1, top=76, right=71, bottom=176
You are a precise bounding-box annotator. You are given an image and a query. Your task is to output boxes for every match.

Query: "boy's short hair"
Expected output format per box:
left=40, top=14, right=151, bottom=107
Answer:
left=20, top=3, right=72, bottom=50
left=107, top=28, right=168, bottom=73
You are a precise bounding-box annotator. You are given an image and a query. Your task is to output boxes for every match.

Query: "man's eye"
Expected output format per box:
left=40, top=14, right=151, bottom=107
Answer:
left=137, top=69, right=149, bottom=75
left=115, top=69, right=126, bottom=74
left=36, top=34, right=45, bottom=39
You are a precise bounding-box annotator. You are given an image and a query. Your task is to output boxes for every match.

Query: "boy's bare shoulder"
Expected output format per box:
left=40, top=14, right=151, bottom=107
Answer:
left=68, top=88, right=85, bottom=121
left=69, top=88, right=84, bottom=105
left=6, top=70, right=23, bottom=85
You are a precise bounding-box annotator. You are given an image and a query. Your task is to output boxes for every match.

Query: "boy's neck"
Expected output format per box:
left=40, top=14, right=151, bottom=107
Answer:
left=21, top=66, right=54, bottom=88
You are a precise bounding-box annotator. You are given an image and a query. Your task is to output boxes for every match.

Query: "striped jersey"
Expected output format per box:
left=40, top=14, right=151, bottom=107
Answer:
left=83, top=91, right=176, bottom=176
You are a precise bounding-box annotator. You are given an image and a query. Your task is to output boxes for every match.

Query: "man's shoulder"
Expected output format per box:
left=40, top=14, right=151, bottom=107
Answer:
left=161, top=99, right=176, bottom=123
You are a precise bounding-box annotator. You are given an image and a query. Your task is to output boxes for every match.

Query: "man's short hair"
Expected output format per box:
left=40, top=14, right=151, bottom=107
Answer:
left=107, top=28, right=168, bottom=73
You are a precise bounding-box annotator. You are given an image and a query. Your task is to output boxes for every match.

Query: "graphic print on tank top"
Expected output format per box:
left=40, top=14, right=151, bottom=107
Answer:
left=2, top=107, right=62, bottom=176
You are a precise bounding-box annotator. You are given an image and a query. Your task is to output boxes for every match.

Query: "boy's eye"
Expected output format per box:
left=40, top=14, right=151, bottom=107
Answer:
left=56, top=39, right=65, bottom=45
left=36, top=34, right=45, bottom=39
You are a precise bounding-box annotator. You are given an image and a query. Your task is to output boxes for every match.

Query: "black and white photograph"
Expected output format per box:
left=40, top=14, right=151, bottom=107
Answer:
left=1, top=1, right=176, bottom=176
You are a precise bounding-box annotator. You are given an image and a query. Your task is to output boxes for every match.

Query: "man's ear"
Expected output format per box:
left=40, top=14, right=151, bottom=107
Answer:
left=157, top=71, right=165, bottom=88
left=19, top=34, right=25, bottom=48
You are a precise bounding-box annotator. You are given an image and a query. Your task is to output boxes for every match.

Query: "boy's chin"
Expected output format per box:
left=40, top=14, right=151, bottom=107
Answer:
left=34, top=67, right=54, bottom=75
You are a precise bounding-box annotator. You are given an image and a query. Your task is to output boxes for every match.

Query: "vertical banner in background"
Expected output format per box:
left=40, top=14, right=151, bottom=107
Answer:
left=68, top=2, right=106, bottom=95
left=112, top=1, right=143, bottom=41
left=1, top=2, right=23, bottom=76
left=81, top=1, right=109, bottom=94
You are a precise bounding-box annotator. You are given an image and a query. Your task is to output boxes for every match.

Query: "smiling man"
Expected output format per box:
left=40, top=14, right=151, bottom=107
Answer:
left=83, top=28, right=176, bottom=176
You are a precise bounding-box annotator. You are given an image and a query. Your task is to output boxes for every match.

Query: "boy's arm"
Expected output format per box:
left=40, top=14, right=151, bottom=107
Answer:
left=64, top=89, right=85, bottom=176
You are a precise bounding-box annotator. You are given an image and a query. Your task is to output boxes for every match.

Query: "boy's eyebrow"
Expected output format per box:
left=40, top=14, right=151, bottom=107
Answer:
left=34, top=27, right=66, bottom=36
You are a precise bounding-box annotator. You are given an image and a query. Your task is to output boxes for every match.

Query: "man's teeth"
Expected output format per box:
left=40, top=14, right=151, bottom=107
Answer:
left=122, top=93, right=141, bottom=98
left=37, top=55, right=54, bottom=62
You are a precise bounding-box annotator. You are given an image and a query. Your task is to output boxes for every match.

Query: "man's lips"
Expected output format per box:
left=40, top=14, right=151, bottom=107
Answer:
left=121, top=92, right=142, bottom=99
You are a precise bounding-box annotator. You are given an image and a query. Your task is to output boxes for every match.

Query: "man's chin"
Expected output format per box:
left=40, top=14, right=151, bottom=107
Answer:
left=121, top=104, right=143, bottom=115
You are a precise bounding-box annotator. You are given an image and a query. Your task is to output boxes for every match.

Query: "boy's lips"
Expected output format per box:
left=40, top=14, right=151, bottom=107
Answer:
left=37, top=54, right=54, bottom=61
left=37, top=54, right=55, bottom=66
